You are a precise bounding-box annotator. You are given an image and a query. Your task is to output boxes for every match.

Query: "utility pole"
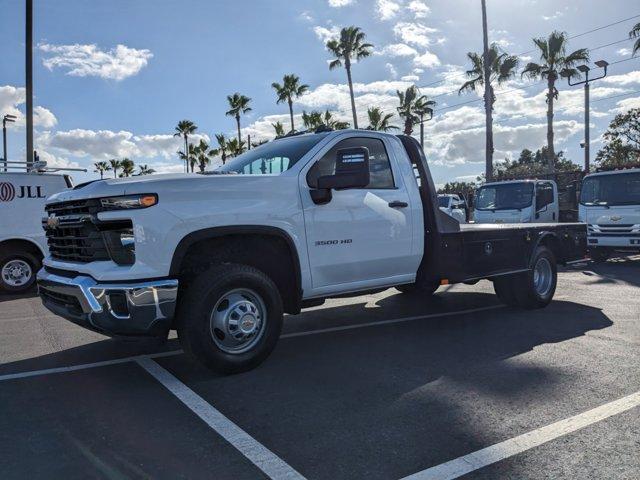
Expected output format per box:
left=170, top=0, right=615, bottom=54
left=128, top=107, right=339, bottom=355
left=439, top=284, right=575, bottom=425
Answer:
left=418, top=111, right=433, bottom=149
left=480, top=0, right=493, bottom=181
left=3, top=114, right=17, bottom=172
left=26, top=0, right=34, bottom=169
left=569, top=60, right=608, bottom=173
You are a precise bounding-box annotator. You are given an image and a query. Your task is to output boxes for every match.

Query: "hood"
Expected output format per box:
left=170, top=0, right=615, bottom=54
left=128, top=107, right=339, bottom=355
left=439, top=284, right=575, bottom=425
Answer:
left=583, top=205, right=640, bottom=226
left=474, top=208, right=532, bottom=224
left=45, top=173, right=287, bottom=204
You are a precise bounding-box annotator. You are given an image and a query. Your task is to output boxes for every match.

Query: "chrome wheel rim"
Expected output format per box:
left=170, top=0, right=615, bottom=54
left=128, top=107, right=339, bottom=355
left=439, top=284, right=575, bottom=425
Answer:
left=209, top=288, right=267, bottom=354
left=533, top=257, right=552, bottom=297
left=1, top=259, right=32, bottom=287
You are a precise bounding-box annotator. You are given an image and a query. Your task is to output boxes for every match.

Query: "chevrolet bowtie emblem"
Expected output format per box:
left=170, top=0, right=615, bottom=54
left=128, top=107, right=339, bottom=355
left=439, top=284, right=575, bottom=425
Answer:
left=610, top=215, right=622, bottom=222
left=46, top=214, right=60, bottom=229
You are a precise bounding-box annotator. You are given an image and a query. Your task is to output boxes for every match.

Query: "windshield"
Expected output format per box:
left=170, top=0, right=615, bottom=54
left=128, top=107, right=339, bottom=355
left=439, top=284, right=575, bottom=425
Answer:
left=580, top=172, right=640, bottom=206
left=217, top=133, right=328, bottom=175
left=475, top=182, right=534, bottom=211
left=437, top=196, right=450, bottom=208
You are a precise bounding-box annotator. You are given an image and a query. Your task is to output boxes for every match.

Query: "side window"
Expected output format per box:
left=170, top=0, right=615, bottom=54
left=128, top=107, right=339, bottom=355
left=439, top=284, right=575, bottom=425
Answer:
left=536, top=182, right=554, bottom=209
left=307, top=137, right=395, bottom=189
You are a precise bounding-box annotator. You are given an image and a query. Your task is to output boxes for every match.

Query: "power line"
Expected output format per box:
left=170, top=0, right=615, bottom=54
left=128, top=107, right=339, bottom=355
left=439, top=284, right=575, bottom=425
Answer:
left=417, top=13, right=640, bottom=89
left=591, top=90, right=640, bottom=103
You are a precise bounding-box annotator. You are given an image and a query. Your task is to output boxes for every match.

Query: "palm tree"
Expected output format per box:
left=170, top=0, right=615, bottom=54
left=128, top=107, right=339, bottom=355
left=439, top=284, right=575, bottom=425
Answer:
left=226, top=93, right=252, bottom=142
left=397, top=86, right=430, bottom=136
left=631, top=23, right=640, bottom=56
left=272, top=121, right=286, bottom=137
left=177, top=143, right=197, bottom=172
left=214, top=133, right=229, bottom=165
left=174, top=120, right=198, bottom=173
left=108, top=158, right=122, bottom=179
left=414, top=96, right=436, bottom=147
left=137, top=164, right=156, bottom=175
left=302, top=110, right=349, bottom=130
left=194, top=139, right=214, bottom=173
left=93, top=161, right=111, bottom=179
left=459, top=43, right=518, bottom=170
left=226, top=138, right=246, bottom=158
left=522, top=31, right=589, bottom=172
left=366, top=107, right=397, bottom=132
left=272, top=74, right=309, bottom=132
left=119, top=158, right=135, bottom=177
left=326, top=26, right=374, bottom=129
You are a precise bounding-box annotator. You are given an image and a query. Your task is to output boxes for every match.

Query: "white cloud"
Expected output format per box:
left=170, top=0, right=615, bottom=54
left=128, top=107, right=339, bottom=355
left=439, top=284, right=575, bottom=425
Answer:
left=401, top=74, right=420, bottom=82
left=612, top=96, right=640, bottom=113
left=377, top=0, right=400, bottom=20
left=386, top=63, right=399, bottom=79
left=393, top=22, right=438, bottom=48
left=407, top=0, right=430, bottom=18
left=299, top=11, right=314, bottom=22
left=313, top=25, right=340, bottom=43
left=414, top=50, right=440, bottom=68
left=0, top=85, right=57, bottom=128
left=542, top=10, right=564, bottom=21
left=601, top=70, right=640, bottom=86
left=378, top=43, right=419, bottom=57
left=39, top=43, right=153, bottom=81
left=616, top=47, right=632, bottom=57
left=328, top=0, right=354, bottom=6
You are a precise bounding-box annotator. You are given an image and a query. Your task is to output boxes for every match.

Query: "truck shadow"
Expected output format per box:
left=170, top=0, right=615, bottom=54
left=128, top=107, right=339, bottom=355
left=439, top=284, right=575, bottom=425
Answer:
left=0, top=287, right=38, bottom=303
left=580, top=254, right=640, bottom=288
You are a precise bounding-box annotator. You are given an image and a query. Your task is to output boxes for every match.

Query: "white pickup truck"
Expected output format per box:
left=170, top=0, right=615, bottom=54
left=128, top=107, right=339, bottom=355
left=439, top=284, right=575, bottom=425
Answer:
left=437, top=194, right=467, bottom=223
left=474, top=179, right=559, bottom=224
left=0, top=171, right=72, bottom=292
left=579, top=168, right=640, bottom=261
left=37, top=131, right=587, bottom=373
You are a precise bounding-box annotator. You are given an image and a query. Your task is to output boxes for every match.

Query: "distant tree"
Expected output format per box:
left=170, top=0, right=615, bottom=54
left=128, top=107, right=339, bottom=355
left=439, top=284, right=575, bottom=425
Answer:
left=437, top=181, right=477, bottom=201
left=630, top=22, right=640, bottom=56
left=214, top=133, right=229, bottom=165
left=108, top=158, right=122, bottom=178
left=459, top=43, right=518, bottom=178
left=119, top=158, right=135, bottom=177
left=227, top=137, right=247, bottom=158
left=326, top=26, right=374, bottom=129
left=397, top=86, right=431, bottom=135
left=522, top=31, right=589, bottom=172
left=137, top=164, right=156, bottom=175
left=488, top=147, right=580, bottom=180
left=174, top=120, right=197, bottom=173
left=93, top=161, right=111, bottom=179
left=271, top=74, right=309, bottom=132
left=302, top=110, right=349, bottom=130
left=272, top=121, right=286, bottom=137
left=366, top=107, right=397, bottom=131
left=226, top=93, right=252, bottom=142
left=193, top=139, right=215, bottom=173
left=595, top=108, right=640, bottom=170
left=178, top=143, right=198, bottom=173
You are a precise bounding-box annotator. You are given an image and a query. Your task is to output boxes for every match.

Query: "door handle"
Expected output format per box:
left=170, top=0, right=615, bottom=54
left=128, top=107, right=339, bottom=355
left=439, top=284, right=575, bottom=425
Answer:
left=388, top=200, right=408, bottom=208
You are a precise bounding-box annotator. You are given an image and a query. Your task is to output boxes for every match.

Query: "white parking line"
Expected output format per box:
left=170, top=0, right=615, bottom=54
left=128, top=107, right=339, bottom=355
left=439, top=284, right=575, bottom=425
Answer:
left=0, top=350, right=182, bottom=382
left=280, top=305, right=503, bottom=338
left=136, top=357, right=306, bottom=480
left=401, top=390, right=640, bottom=480
left=0, top=305, right=504, bottom=382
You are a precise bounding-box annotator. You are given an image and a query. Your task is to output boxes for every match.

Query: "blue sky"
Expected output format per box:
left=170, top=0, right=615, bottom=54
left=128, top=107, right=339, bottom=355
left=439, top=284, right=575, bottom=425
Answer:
left=1, top=0, right=639, bottom=185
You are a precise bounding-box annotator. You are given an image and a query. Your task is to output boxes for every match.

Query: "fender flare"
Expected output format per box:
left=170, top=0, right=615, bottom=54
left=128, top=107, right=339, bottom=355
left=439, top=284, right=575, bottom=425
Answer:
left=0, top=237, right=46, bottom=258
left=169, top=224, right=302, bottom=297
left=530, top=231, right=561, bottom=265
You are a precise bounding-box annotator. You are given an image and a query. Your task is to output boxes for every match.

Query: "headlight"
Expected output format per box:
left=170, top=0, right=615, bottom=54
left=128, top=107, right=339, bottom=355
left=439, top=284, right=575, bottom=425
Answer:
left=100, top=194, right=157, bottom=211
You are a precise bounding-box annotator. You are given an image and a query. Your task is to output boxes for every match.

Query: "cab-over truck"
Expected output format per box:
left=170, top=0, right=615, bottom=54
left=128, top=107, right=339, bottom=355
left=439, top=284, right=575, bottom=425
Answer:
left=37, top=131, right=587, bottom=373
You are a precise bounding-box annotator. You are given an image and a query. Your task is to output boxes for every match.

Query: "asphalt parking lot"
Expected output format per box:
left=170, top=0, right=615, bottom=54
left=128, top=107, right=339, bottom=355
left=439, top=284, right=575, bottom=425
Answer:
left=1, top=257, right=639, bottom=480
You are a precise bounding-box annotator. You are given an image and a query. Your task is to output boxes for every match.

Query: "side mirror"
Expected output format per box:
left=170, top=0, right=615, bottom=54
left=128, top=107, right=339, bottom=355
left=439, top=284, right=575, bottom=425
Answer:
left=311, top=147, right=370, bottom=205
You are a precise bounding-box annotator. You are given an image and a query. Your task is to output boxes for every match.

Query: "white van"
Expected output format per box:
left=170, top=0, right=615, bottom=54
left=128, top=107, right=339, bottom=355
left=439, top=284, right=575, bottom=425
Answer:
left=0, top=171, right=72, bottom=292
left=474, top=179, right=559, bottom=224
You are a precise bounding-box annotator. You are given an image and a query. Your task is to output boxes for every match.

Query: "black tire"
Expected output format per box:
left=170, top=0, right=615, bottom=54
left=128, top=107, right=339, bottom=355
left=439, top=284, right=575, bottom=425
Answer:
left=590, top=248, right=609, bottom=263
left=493, top=275, right=520, bottom=306
left=0, top=248, right=39, bottom=293
left=396, top=279, right=439, bottom=295
left=176, top=263, right=283, bottom=374
left=513, top=246, right=557, bottom=310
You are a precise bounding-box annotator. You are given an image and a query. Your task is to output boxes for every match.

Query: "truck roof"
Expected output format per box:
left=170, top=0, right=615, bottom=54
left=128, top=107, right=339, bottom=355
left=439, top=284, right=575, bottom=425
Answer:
left=584, top=167, right=640, bottom=178
left=480, top=179, right=544, bottom=187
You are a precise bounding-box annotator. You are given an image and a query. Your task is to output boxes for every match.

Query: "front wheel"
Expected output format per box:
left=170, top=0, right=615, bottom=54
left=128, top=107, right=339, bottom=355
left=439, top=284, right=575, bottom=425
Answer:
left=0, top=249, right=39, bottom=293
left=176, top=263, right=283, bottom=374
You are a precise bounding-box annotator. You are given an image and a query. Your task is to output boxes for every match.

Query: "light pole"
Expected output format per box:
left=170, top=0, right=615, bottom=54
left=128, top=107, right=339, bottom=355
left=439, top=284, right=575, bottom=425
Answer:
left=26, top=0, right=34, bottom=168
left=568, top=60, right=608, bottom=173
left=2, top=114, right=17, bottom=172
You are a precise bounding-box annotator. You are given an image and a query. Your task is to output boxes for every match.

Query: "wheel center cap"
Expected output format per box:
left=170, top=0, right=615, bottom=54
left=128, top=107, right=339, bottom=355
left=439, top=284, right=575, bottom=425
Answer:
left=239, top=314, right=257, bottom=334
left=10, top=268, right=21, bottom=278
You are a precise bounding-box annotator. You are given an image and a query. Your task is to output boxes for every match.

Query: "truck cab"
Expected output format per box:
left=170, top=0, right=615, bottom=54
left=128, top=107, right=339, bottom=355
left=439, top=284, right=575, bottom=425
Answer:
left=579, top=168, right=640, bottom=261
left=474, top=179, right=558, bottom=224
left=0, top=171, right=73, bottom=292
left=437, top=194, right=467, bottom=223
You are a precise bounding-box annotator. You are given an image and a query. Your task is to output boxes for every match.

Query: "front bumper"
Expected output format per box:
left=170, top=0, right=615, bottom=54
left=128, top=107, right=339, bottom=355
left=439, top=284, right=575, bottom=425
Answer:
left=37, top=269, right=178, bottom=337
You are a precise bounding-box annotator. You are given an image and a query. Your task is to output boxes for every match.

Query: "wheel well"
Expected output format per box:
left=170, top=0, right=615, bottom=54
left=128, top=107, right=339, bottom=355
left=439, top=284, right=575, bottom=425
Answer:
left=537, top=233, right=562, bottom=263
left=0, top=239, right=44, bottom=261
left=173, top=232, right=301, bottom=314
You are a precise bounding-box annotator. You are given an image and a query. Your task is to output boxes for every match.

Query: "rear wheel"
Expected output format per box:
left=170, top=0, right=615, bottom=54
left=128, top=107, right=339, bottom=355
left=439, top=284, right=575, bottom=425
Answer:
left=0, top=249, right=39, bottom=293
left=177, top=263, right=283, bottom=374
left=590, top=248, right=609, bottom=263
left=513, top=246, right=557, bottom=309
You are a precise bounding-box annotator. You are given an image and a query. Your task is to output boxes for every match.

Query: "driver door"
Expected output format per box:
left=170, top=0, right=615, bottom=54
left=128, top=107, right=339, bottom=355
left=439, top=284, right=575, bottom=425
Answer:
left=301, top=136, right=416, bottom=294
